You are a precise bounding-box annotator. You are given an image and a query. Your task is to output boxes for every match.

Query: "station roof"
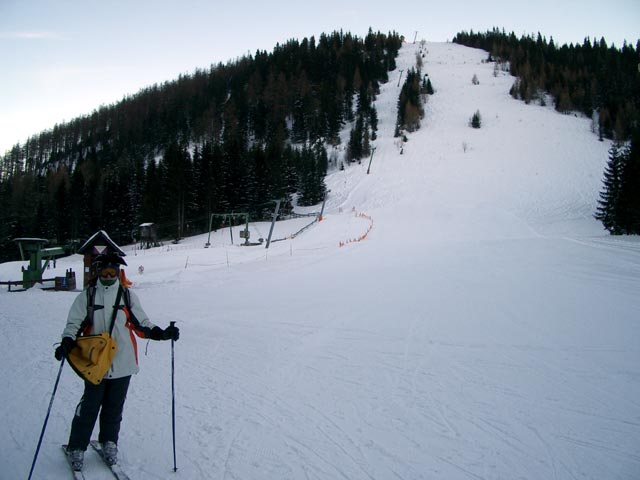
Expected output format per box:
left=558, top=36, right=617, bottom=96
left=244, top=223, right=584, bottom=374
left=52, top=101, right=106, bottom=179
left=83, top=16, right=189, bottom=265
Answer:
left=77, top=230, right=126, bottom=256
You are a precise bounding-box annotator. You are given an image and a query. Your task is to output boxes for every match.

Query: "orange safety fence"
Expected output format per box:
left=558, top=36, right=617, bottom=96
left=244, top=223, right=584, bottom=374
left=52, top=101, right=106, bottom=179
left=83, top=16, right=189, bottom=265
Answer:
left=339, top=211, right=374, bottom=247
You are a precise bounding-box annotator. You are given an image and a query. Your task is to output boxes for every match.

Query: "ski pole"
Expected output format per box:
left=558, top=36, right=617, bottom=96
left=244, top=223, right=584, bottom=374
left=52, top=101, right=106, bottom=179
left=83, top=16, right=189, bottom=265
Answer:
left=170, top=321, right=177, bottom=472
left=28, top=358, right=65, bottom=480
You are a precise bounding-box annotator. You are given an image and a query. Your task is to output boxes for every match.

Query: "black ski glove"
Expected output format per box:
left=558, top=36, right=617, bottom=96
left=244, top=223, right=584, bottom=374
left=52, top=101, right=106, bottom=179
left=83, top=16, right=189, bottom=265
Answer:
left=54, top=336, right=76, bottom=361
left=150, top=325, right=180, bottom=341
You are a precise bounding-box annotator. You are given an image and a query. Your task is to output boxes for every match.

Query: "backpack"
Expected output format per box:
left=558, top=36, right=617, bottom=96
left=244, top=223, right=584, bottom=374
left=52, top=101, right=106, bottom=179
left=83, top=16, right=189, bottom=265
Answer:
left=66, top=333, right=117, bottom=385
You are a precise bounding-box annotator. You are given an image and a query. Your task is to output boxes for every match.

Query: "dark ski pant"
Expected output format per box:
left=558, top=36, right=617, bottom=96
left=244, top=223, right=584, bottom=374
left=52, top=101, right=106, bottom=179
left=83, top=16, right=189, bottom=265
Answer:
left=68, top=376, right=131, bottom=451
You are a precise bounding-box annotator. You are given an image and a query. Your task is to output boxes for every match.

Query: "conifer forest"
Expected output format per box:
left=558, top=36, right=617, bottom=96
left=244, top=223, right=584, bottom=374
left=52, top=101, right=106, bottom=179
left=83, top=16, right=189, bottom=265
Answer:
left=1, top=28, right=639, bottom=263
left=0, top=30, right=402, bottom=261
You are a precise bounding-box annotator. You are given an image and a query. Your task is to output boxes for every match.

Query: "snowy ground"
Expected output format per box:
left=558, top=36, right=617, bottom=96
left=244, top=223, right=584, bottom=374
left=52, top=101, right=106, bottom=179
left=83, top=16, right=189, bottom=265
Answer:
left=2, top=41, right=640, bottom=480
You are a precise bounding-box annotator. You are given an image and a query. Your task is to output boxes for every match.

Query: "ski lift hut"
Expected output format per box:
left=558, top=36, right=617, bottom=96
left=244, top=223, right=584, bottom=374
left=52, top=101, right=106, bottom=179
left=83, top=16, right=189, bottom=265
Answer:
left=139, top=223, right=158, bottom=249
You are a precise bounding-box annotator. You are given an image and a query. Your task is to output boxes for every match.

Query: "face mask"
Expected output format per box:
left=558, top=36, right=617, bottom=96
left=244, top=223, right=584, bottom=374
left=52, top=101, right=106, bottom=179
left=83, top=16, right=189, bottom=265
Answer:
left=100, top=278, right=117, bottom=287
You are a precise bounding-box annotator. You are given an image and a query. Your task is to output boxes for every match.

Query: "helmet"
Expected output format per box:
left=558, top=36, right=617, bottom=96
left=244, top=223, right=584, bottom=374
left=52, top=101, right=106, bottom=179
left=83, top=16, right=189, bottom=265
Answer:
left=93, top=253, right=127, bottom=270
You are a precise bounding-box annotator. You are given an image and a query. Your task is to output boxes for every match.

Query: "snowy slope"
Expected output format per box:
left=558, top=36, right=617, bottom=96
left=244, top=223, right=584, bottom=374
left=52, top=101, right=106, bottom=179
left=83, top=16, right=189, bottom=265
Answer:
left=2, top=41, right=640, bottom=480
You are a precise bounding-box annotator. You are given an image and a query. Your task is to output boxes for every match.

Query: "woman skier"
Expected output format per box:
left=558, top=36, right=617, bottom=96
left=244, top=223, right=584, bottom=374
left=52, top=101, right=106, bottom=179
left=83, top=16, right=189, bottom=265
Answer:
left=55, top=252, right=179, bottom=471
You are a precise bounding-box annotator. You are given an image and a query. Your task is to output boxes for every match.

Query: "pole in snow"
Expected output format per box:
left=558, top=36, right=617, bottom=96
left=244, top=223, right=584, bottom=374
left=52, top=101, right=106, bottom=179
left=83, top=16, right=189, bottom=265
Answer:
left=319, top=189, right=331, bottom=221
left=170, top=321, right=177, bottom=473
left=265, top=199, right=281, bottom=249
left=205, top=213, right=213, bottom=247
left=367, top=147, right=377, bottom=174
left=28, top=359, right=65, bottom=480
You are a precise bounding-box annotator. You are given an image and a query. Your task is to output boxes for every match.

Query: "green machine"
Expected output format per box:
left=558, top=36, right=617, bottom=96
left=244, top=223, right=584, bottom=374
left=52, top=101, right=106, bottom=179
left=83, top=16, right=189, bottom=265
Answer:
left=14, top=238, right=65, bottom=288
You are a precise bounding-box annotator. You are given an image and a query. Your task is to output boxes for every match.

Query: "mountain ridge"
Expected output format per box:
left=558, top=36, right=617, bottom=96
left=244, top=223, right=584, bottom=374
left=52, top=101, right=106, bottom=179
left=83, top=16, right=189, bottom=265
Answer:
left=1, top=40, right=639, bottom=480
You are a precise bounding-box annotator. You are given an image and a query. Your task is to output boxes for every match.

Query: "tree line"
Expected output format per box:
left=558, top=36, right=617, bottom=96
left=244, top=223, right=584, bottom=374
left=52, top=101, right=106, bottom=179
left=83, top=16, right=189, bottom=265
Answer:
left=0, top=29, right=403, bottom=261
left=454, top=28, right=640, bottom=234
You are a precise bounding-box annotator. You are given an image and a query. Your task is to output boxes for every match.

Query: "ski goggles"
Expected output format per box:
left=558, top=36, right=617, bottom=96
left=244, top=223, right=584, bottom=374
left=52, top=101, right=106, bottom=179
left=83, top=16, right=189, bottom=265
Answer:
left=99, top=267, right=119, bottom=279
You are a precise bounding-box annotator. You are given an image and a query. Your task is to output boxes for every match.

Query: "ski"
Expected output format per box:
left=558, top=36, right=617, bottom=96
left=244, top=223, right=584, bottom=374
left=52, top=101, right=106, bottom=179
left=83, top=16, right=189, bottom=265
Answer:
left=61, top=445, right=86, bottom=480
left=89, top=441, right=131, bottom=480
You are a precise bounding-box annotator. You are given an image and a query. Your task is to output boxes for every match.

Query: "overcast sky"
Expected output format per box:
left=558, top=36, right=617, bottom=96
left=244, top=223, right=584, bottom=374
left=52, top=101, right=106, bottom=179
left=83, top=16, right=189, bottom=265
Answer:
left=1, top=0, right=639, bottom=154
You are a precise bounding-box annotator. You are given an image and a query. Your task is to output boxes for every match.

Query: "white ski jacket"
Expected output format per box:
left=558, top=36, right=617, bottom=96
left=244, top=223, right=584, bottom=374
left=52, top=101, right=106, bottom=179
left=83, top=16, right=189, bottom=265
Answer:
left=62, top=279, right=158, bottom=379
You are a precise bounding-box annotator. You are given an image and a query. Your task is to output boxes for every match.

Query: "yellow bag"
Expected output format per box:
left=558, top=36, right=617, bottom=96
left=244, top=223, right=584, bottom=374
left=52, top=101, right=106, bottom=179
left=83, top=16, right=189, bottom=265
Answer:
left=67, top=333, right=118, bottom=385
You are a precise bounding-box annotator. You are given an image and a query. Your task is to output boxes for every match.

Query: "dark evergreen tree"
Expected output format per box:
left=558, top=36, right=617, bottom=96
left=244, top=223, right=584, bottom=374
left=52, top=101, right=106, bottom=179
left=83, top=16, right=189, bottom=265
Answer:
left=422, top=77, right=434, bottom=95
left=616, top=131, right=640, bottom=233
left=51, top=166, right=72, bottom=243
left=69, top=159, right=91, bottom=240
left=347, top=116, right=364, bottom=162
left=161, top=142, right=194, bottom=240
left=595, top=143, right=626, bottom=233
left=295, top=143, right=327, bottom=206
left=370, top=106, right=378, bottom=141
left=395, top=68, right=424, bottom=136
left=140, top=157, right=162, bottom=225
left=470, top=110, right=482, bottom=128
left=594, top=134, right=640, bottom=235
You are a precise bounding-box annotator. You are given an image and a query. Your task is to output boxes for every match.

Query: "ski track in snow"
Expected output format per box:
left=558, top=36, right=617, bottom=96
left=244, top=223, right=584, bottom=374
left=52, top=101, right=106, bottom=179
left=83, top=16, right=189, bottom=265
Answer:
left=2, top=41, right=640, bottom=480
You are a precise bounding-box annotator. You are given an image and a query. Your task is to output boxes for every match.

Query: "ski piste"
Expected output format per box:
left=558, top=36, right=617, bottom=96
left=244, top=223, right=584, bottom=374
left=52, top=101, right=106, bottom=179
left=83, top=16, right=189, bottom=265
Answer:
left=61, top=445, right=85, bottom=480
left=89, top=441, right=131, bottom=480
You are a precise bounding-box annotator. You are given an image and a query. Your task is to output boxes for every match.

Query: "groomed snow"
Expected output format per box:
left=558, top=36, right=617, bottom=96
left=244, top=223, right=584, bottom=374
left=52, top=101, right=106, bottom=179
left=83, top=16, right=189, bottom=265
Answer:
left=2, top=41, right=639, bottom=480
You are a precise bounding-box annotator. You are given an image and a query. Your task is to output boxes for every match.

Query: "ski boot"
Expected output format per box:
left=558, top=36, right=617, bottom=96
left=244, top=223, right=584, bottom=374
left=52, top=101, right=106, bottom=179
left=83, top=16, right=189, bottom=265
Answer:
left=68, top=448, right=84, bottom=471
left=102, top=441, right=118, bottom=465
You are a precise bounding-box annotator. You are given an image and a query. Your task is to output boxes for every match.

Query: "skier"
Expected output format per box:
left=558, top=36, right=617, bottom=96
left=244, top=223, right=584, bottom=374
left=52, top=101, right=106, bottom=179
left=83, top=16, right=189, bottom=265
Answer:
left=54, top=253, right=180, bottom=471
